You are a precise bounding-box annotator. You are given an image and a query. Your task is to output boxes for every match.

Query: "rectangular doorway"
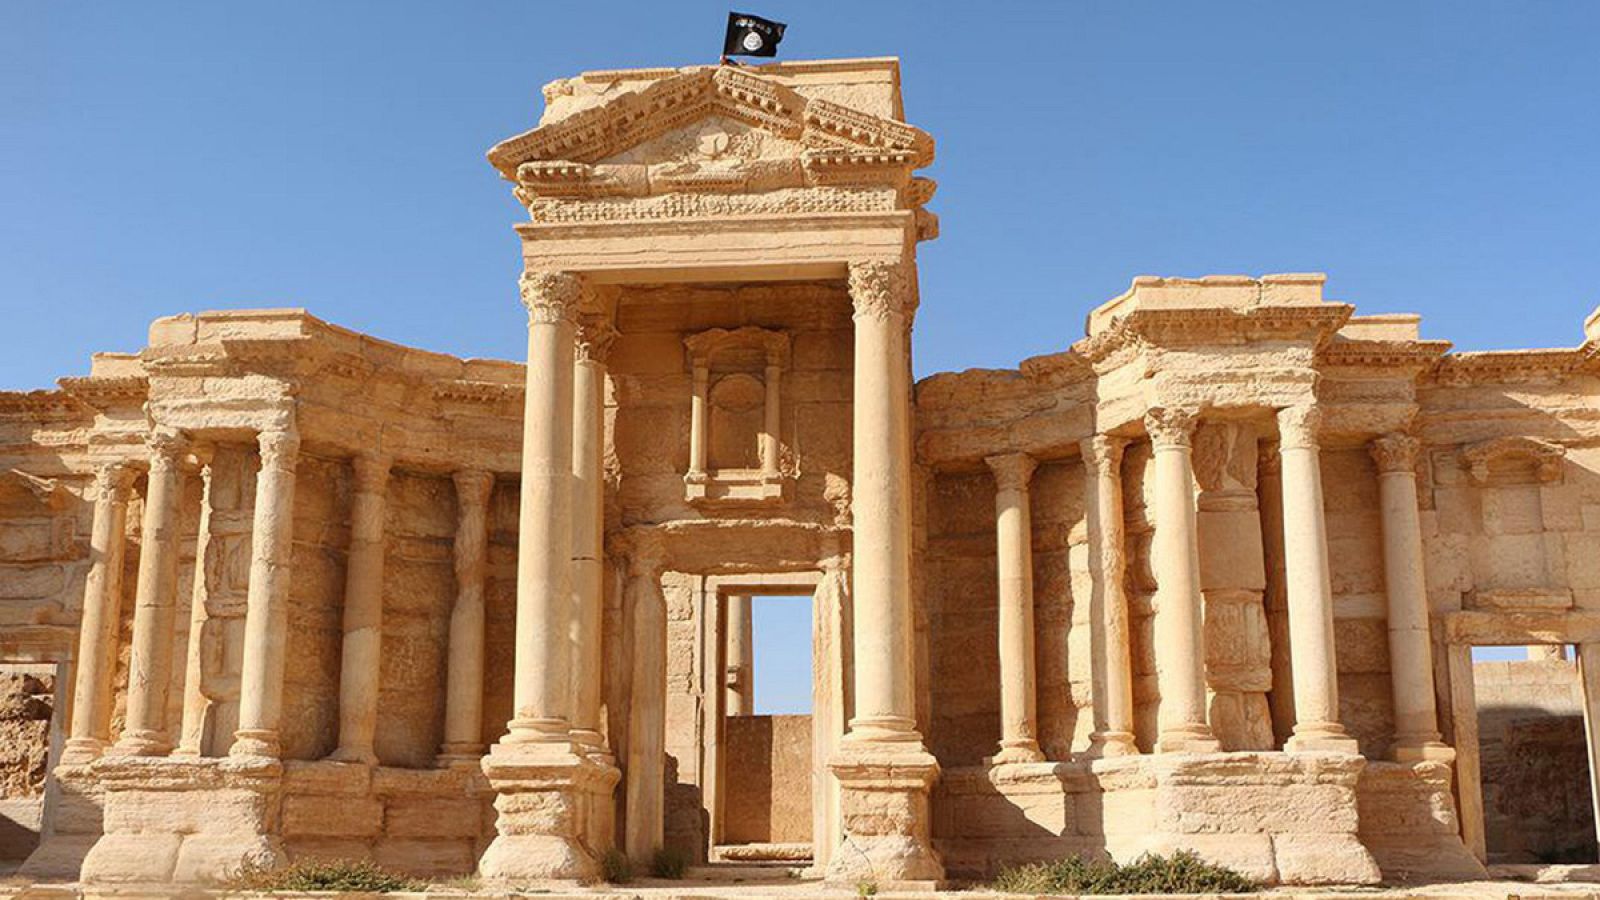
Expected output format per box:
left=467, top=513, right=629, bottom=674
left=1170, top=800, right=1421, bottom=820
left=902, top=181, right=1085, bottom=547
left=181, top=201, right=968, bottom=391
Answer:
left=718, top=593, right=814, bottom=861
left=1471, top=645, right=1598, bottom=864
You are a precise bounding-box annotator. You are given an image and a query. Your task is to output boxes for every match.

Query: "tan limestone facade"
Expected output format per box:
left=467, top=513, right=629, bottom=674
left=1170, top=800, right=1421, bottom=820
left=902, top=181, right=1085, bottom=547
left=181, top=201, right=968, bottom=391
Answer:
left=2, top=56, right=1598, bottom=888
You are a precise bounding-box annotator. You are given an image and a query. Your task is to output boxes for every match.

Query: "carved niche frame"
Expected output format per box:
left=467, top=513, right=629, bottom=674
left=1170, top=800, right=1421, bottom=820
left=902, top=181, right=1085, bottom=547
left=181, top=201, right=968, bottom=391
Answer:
left=683, top=326, right=793, bottom=507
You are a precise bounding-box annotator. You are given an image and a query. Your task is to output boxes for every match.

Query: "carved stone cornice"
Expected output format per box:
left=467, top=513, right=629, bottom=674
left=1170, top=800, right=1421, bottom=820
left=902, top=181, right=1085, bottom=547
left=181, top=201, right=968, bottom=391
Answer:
left=1317, top=339, right=1452, bottom=372
left=847, top=260, right=913, bottom=323
left=1370, top=433, right=1421, bottom=475
left=1433, top=347, right=1597, bottom=387
left=683, top=326, right=790, bottom=369
left=1461, top=436, right=1565, bottom=485
left=1277, top=405, right=1322, bottom=452
left=432, top=380, right=523, bottom=405
left=58, top=376, right=150, bottom=411
left=1076, top=305, right=1354, bottom=370
left=519, top=270, right=585, bottom=325
left=1145, top=407, right=1198, bottom=450
left=0, top=390, right=86, bottom=418
left=984, top=453, right=1037, bottom=493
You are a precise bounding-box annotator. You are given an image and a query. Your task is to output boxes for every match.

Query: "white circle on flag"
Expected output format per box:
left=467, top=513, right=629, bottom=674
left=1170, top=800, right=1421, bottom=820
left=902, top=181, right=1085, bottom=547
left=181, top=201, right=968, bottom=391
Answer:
left=742, top=31, right=764, bottom=51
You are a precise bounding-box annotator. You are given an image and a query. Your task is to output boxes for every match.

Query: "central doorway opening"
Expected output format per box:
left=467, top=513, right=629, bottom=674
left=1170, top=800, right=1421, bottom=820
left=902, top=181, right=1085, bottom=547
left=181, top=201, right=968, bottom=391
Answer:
left=1472, top=644, right=1598, bottom=864
left=718, top=593, right=815, bottom=861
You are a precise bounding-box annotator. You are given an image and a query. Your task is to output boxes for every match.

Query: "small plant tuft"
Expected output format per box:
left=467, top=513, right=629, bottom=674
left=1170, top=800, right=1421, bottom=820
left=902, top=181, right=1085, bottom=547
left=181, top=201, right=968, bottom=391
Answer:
left=226, top=857, right=425, bottom=893
left=993, top=850, right=1259, bottom=895
left=649, top=845, right=691, bottom=879
left=601, top=847, right=634, bottom=884
left=856, top=880, right=879, bottom=897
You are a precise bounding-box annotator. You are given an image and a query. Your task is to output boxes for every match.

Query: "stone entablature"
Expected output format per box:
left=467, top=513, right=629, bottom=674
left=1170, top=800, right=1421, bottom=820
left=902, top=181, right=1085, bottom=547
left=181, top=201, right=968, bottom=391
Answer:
left=3, top=56, right=1598, bottom=890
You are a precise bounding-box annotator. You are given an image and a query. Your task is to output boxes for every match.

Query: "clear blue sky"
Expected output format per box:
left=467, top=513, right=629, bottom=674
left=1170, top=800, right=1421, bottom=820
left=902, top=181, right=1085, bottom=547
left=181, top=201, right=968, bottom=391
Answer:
left=4, top=2, right=1599, bottom=393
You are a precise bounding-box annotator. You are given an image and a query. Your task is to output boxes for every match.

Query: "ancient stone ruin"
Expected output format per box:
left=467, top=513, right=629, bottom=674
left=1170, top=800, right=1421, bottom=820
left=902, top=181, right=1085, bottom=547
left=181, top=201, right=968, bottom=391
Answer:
left=2, top=57, right=1599, bottom=889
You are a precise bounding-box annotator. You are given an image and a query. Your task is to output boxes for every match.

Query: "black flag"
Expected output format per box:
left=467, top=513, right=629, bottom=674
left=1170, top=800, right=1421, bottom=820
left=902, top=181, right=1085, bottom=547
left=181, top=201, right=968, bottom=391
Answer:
left=723, top=12, right=786, bottom=58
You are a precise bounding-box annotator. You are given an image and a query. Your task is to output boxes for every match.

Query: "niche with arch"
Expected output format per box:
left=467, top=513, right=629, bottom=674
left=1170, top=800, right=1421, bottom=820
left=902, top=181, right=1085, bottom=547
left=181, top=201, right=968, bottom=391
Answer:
left=683, top=327, right=793, bottom=507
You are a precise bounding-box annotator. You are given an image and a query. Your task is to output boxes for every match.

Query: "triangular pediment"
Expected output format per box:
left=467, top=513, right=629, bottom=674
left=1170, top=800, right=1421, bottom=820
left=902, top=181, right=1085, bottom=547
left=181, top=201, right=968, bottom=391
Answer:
left=487, top=66, right=933, bottom=178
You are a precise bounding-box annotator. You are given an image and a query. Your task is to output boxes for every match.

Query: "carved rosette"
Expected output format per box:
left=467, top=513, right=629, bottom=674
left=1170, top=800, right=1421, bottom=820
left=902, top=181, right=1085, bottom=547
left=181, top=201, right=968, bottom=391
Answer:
left=519, top=270, right=584, bottom=326
left=574, top=315, right=617, bottom=364
left=1144, top=407, right=1198, bottom=451
left=144, top=429, right=187, bottom=474
left=847, top=260, right=912, bottom=323
left=985, top=452, right=1037, bottom=493
left=1370, top=433, right=1421, bottom=475
left=1277, top=405, right=1322, bottom=452
left=92, top=462, right=137, bottom=503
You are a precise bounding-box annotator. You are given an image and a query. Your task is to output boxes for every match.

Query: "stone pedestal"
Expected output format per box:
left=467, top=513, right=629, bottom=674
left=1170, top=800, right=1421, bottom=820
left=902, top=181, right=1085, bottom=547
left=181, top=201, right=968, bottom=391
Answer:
left=478, top=744, right=619, bottom=883
left=80, top=756, right=284, bottom=885
left=826, top=741, right=943, bottom=890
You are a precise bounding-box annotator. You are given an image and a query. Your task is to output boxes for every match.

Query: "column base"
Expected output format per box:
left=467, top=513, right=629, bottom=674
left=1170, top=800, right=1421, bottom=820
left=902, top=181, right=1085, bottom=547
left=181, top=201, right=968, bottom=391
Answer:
left=111, top=730, right=172, bottom=757
left=985, top=740, right=1044, bottom=765
left=228, top=729, right=281, bottom=760
left=1155, top=723, right=1221, bottom=754
left=478, top=741, right=620, bottom=884
left=436, top=745, right=486, bottom=769
left=59, top=736, right=108, bottom=767
left=1286, top=722, right=1360, bottom=754
left=1087, top=730, right=1140, bottom=758
left=327, top=746, right=378, bottom=766
left=824, top=738, right=944, bottom=890
left=1390, top=739, right=1455, bottom=763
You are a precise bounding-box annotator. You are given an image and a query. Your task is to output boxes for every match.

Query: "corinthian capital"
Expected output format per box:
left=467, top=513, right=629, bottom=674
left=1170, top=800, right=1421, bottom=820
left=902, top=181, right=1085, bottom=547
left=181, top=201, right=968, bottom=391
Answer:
left=985, top=453, right=1037, bottom=493
left=1370, top=432, right=1421, bottom=474
left=350, top=452, right=392, bottom=494
left=1144, top=407, right=1198, bottom=450
left=257, top=428, right=300, bottom=472
left=92, top=462, right=137, bottom=503
left=1277, top=405, right=1322, bottom=452
left=1081, top=434, right=1127, bottom=473
left=574, top=314, right=617, bottom=364
left=847, top=260, right=912, bottom=322
left=519, top=270, right=584, bottom=325
left=145, top=428, right=187, bottom=473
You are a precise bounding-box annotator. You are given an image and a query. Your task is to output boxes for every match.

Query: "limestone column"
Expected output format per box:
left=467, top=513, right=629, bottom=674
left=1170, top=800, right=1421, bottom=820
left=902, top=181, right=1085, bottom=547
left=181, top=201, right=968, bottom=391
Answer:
left=440, top=469, right=493, bottom=765
left=331, top=452, right=391, bottom=764
left=725, top=594, right=754, bottom=716
left=624, top=533, right=668, bottom=861
left=986, top=452, right=1043, bottom=763
left=1277, top=405, right=1358, bottom=753
left=843, top=260, right=921, bottom=745
left=1145, top=407, right=1220, bottom=753
left=1082, top=436, right=1138, bottom=757
left=62, top=462, right=136, bottom=764
left=176, top=449, right=216, bottom=756
left=505, top=270, right=581, bottom=745
left=115, top=429, right=188, bottom=756
left=687, top=361, right=709, bottom=484
left=479, top=270, right=617, bottom=884
left=230, top=427, right=300, bottom=759
left=1371, top=433, right=1452, bottom=761
left=827, top=259, right=942, bottom=887
left=571, top=316, right=614, bottom=752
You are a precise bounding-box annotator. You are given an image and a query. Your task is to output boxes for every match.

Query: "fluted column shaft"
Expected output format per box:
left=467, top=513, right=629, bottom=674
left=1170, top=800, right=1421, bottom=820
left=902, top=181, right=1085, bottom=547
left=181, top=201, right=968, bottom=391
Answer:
left=507, top=270, right=580, bottom=745
left=1278, top=406, right=1358, bottom=753
left=1083, top=436, right=1138, bottom=757
left=116, top=430, right=188, bottom=756
left=441, top=469, right=494, bottom=764
left=726, top=594, right=754, bottom=717
left=63, top=463, right=135, bottom=763
left=845, top=260, right=920, bottom=743
left=230, top=428, right=300, bottom=759
left=1371, top=433, right=1451, bottom=761
left=1146, top=408, right=1221, bottom=753
left=571, top=317, right=613, bottom=751
left=332, top=453, right=391, bottom=763
left=987, top=452, right=1043, bottom=763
